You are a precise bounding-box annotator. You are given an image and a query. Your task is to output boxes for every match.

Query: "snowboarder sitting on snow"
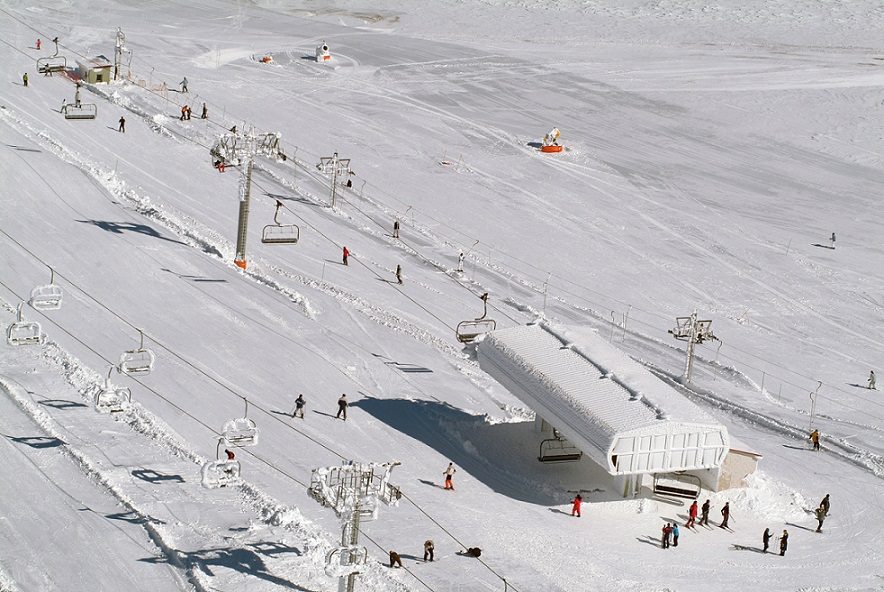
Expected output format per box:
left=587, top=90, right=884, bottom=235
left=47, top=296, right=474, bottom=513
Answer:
left=423, top=540, right=434, bottom=561
left=462, top=547, right=481, bottom=558
left=388, top=550, right=402, bottom=568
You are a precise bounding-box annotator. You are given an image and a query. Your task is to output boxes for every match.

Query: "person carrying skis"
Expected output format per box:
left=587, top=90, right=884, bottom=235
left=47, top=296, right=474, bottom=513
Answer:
left=443, top=462, right=456, bottom=490
left=686, top=500, right=698, bottom=527
left=819, top=494, right=830, bottom=516
left=779, top=530, right=789, bottom=556
left=180, top=76, right=188, bottom=92
left=700, top=499, right=711, bottom=526
left=815, top=506, right=826, bottom=532
left=763, top=527, right=772, bottom=553
left=661, top=523, right=672, bottom=549
left=293, top=394, right=306, bottom=419
left=571, top=493, right=582, bottom=517
left=720, top=501, right=731, bottom=528
left=423, top=540, right=435, bottom=562
left=342, top=246, right=349, bottom=266
left=396, top=264, right=403, bottom=285
left=118, top=116, right=126, bottom=133
left=388, top=550, right=402, bottom=568
left=810, top=429, right=821, bottom=451
left=672, top=523, right=680, bottom=547
left=869, top=370, right=876, bottom=390
left=336, top=394, right=348, bottom=420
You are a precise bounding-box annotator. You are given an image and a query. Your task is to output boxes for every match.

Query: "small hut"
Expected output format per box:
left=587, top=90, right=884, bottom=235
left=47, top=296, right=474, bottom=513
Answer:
left=77, top=55, right=112, bottom=84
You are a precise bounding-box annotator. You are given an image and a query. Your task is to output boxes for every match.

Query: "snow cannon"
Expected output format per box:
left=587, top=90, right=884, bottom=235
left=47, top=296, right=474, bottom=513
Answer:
left=541, top=127, right=563, bottom=153
left=315, top=42, right=331, bottom=62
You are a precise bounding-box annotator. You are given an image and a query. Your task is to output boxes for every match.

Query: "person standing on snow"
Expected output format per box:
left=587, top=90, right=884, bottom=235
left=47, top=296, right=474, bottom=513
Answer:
left=779, top=530, right=789, bottom=556
left=180, top=76, right=188, bottom=92
left=571, top=493, right=582, bottom=517
left=763, top=527, right=772, bottom=553
left=292, top=394, right=305, bottom=419
left=700, top=499, right=711, bottom=526
left=810, top=429, right=821, bottom=451
left=201, top=102, right=208, bottom=119
left=819, top=494, right=830, bottom=516
left=457, top=250, right=465, bottom=272
left=686, top=500, right=698, bottom=527
left=118, top=116, right=126, bottom=133
left=396, top=264, right=403, bottom=285
left=388, top=550, right=402, bottom=568
left=661, top=523, right=672, bottom=549
left=22, top=72, right=28, bottom=87
left=672, top=523, right=680, bottom=547
left=393, top=219, right=400, bottom=239
left=443, top=462, right=456, bottom=490
left=815, top=506, right=826, bottom=532
left=869, top=370, right=876, bottom=390
left=336, top=394, right=348, bottom=420
left=720, top=502, right=731, bottom=528
left=36, top=38, right=41, bottom=50
left=342, top=246, right=349, bottom=266
left=423, top=540, right=435, bottom=562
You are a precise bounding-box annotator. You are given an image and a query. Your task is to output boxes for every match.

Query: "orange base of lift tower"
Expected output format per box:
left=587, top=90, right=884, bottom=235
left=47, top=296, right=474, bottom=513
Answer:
left=541, top=144, right=564, bottom=153
left=234, top=259, right=247, bottom=270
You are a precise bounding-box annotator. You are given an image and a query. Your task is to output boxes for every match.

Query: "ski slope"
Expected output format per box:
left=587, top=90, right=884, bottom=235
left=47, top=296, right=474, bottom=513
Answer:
left=1, top=0, right=883, bottom=591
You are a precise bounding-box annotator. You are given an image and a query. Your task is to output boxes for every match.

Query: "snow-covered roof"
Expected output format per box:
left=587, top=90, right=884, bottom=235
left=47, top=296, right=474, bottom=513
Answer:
left=478, top=322, right=729, bottom=475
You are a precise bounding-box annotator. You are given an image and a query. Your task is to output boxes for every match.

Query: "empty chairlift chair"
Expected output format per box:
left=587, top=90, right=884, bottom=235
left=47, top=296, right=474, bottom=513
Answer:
left=62, top=103, right=97, bottom=120
left=222, top=399, right=259, bottom=447
left=652, top=472, right=702, bottom=499
left=6, top=302, right=44, bottom=346
left=538, top=429, right=583, bottom=463
left=29, top=268, right=63, bottom=311
left=201, top=438, right=241, bottom=489
left=118, top=328, right=155, bottom=376
left=456, top=291, right=497, bottom=344
left=261, top=200, right=299, bottom=245
left=95, top=365, right=132, bottom=413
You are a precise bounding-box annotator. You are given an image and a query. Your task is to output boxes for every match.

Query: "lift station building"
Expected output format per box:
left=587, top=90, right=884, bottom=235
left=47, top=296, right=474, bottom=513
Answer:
left=477, top=322, right=759, bottom=496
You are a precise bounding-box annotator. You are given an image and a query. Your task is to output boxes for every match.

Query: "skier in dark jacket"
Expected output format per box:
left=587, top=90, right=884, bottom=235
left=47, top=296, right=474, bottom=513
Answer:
left=118, top=116, right=126, bottom=133
left=293, top=394, right=305, bottom=418
left=22, top=72, right=28, bottom=86
left=779, top=530, right=789, bottom=556
left=700, top=499, right=711, bottom=526
left=423, top=540, right=434, bottom=562
left=763, top=528, right=772, bottom=553
left=819, top=494, right=830, bottom=516
left=336, top=393, right=348, bottom=420
left=388, top=550, right=402, bottom=568
left=720, top=502, right=731, bottom=528
left=396, top=264, right=403, bottom=284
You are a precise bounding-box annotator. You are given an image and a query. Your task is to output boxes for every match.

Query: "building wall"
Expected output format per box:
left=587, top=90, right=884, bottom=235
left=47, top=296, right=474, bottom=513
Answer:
left=716, top=449, right=761, bottom=490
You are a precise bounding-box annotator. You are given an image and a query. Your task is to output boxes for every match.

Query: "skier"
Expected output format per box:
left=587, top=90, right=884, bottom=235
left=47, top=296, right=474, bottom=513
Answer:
left=180, top=76, right=188, bottom=93
left=36, top=38, right=41, bottom=50
left=700, top=499, right=711, bottom=526
left=815, top=506, right=826, bottom=532
left=342, top=246, right=349, bottom=266
left=810, top=429, right=821, bottom=451
left=720, top=501, right=731, bottom=528
left=661, top=523, right=672, bottom=549
left=685, top=500, right=698, bottom=527
left=61, top=98, right=66, bottom=111
left=779, top=530, right=789, bottom=556
left=396, top=264, right=403, bottom=285
left=292, top=394, right=306, bottom=419
left=393, top=219, right=400, bottom=239
left=819, top=494, right=830, bottom=516
left=44, top=64, right=52, bottom=76
left=571, top=493, right=582, bottom=517
left=22, top=72, right=28, bottom=87
left=443, top=462, right=456, bottom=490
left=423, top=540, right=435, bottom=562
left=763, top=527, right=772, bottom=553
left=180, top=105, right=188, bottom=121
left=457, top=250, right=465, bottom=272
left=869, top=370, right=876, bottom=390
left=336, top=393, right=348, bottom=420
left=200, top=102, right=208, bottom=119
left=118, top=116, right=126, bottom=133
left=225, top=448, right=235, bottom=460
left=672, top=523, right=680, bottom=547
left=388, top=550, right=402, bottom=568
left=830, top=232, right=836, bottom=248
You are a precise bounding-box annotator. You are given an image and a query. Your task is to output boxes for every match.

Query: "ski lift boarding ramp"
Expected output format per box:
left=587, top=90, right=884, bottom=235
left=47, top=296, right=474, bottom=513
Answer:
left=477, top=322, right=729, bottom=477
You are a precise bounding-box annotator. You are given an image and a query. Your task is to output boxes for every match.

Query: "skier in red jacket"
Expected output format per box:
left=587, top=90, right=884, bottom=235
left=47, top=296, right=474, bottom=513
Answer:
left=571, top=494, right=583, bottom=517
left=686, top=500, right=698, bottom=527
left=342, top=246, right=350, bottom=266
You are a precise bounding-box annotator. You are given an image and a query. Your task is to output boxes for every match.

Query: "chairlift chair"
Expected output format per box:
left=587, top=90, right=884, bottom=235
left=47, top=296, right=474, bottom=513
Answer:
left=118, top=328, right=155, bottom=375
left=37, top=56, right=66, bottom=73
left=201, top=438, right=241, bottom=488
left=95, top=366, right=132, bottom=413
left=455, top=292, right=497, bottom=343
left=262, top=200, right=299, bottom=245
left=538, top=430, right=583, bottom=463
left=6, top=302, right=44, bottom=346
left=652, top=472, right=702, bottom=499
left=29, top=268, right=63, bottom=311
left=222, top=399, right=259, bottom=447
left=62, top=103, right=97, bottom=120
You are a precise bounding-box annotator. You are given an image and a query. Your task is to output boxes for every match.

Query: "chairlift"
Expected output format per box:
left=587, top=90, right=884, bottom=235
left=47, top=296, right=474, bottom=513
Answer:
left=262, top=200, right=299, bottom=245
left=62, top=103, right=97, bottom=120
left=95, top=365, right=132, bottom=413
left=538, top=430, right=583, bottom=463
left=6, top=302, right=44, bottom=346
left=201, top=438, right=241, bottom=488
left=118, top=328, right=155, bottom=375
left=652, top=472, right=701, bottom=499
left=37, top=56, right=66, bottom=73
left=456, top=292, right=497, bottom=343
left=29, top=267, right=63, bottom=311
left=222, top=399, right=259, bottom=447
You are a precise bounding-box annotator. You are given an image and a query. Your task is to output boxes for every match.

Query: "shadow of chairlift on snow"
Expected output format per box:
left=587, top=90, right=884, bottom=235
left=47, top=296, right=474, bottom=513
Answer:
left=370, top=353, right=433, bottom=373
left=131, top=468, right=185, bottom=484
left=76, top=219, right=187, bottom=245
left=8, top=435, right=65, bottom=449
left=37, top=399, right=87, bottom=410
left=106, top=510, right=166, bottom=525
